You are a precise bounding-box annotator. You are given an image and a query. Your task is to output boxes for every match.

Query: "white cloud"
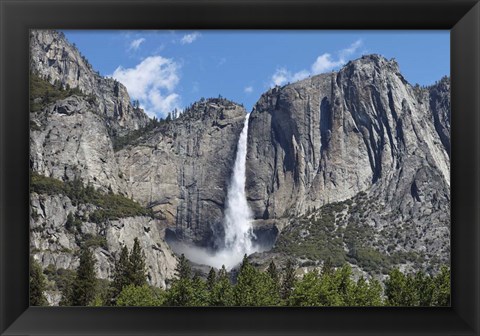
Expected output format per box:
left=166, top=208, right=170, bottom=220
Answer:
left=269, top=39, right=363, bottom=87
left=111, top=56, right=181, bottom=118
left=180, top=32, right=201, bottom=45
left=339, top=39, right=363, bottom=60
left=311, top=53, right=344, bottom=74
left=244, top=86, right=253, bottom=94
left=291, top=70, right=311, bottom=82
left=271, top=68, right=289, bottom=86
left=270, top=68, right=310, bottom=87
left=128, top=38, right=146, bottom=51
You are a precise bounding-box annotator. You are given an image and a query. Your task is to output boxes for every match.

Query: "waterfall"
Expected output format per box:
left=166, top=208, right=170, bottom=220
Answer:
left=222, top=113, right=256, bottom=260
left=167, top=114, right=257, bottom=270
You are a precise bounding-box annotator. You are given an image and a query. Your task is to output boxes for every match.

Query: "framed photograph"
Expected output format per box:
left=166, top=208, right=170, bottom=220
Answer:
left=1, top=0, right=479, bottom=335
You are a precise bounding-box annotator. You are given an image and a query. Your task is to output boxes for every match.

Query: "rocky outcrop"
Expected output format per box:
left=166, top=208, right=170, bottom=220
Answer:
left=246, top=55, right=450, bottom=273
left=30, top=192, right=177, bottom=288
left=428, top=76, right=451, bottom=156
left=30, top=96, right=127, bottom=193
left=246, top=55, right=450, bottom=219
left=30, top=30, right=149, bottom=135
left=117, top=98, right=247, bottom=247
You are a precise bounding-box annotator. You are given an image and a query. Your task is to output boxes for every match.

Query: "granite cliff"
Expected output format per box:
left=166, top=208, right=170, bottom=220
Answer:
left=30, top=30, right=450, bottom=303
left=246, top=55, right=450, bottom=274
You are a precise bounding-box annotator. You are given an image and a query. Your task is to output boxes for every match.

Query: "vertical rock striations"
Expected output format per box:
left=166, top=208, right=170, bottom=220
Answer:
left=247, top=55, right=450, bottom=219
left=246, top=55, right=450, bottom=272
left=117, top=98, right=247, bottom=248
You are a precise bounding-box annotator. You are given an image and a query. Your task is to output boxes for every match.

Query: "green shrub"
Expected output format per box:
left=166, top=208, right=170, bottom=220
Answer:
left=30, top=73, right=84, bottom=112
left=31, top=171, right=153, bottom=222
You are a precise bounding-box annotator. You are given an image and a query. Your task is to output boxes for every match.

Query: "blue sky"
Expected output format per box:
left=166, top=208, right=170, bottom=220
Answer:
left=63, top=30, right=449, bottom=119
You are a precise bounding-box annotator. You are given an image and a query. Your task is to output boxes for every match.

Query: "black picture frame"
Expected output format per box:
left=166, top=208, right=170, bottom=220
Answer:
left=1, top=0, right=479, bottom=335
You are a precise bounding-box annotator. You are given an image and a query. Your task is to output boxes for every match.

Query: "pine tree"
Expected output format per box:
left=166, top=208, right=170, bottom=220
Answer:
left=385, top=268, right=408, bottom=306
left=129, top=238, right=147, bottom=286
left=176, top=254, right=191, bottom=280
left=288, top=270, right=322, bottom=306
left=351, top=276, right=383, bottom=306
left=112, top=245, right=130, bottom=299
left=281, top=259, right=296, bottom=300
left=206, top=267, right=217, bottom=292
left=59, top=281, right=73, bottom=306
left=234, top=255, right=280, bottom=306
left=333, top=264, right=355, bottom=305
left=433, top=266, right=450, bottom=306
left=210, top=265, right=234, bottom=306
left=414, top=271, right=434, bottom=306
left=71, top=246, right=97, bottom=306
left=190, top=273, right=209, bottom=306
left=267, top=260, right=280, bottom=292
left=234, top=256, right=259, bottom=306
left=165, top=254, right=194, bottom=306
left=30, top=257, right=47, bottom=306
left=116, top=284, right=165, bottom=306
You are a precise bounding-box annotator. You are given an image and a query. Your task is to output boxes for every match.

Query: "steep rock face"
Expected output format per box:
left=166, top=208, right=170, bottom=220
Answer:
left=30, top=30, right=149, bottom=135
left=247, top=55, right=450, bottom=219
left=30, top=192, right=177, bottom=288
left=30, top=96, right=127, bottom=193
left=117, top=99, right=247, bottom=247
left=428, top=77, right=451, bottom=156
left=246, top=55, right=450, bottom=272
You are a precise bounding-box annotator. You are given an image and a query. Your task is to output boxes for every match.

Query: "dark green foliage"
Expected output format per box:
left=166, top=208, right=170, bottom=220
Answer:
left=322, top=257, right=334, bottom=276
left=30, top=73, right=85, bottom=112
left=190, top=274, right=210, bottom=306
left=266, top=260, right=280, bottom=291
left=112, top=116, right=168, bottom=151
left=288, top=264, right=383, bottom=306
left=385, top=267, right=450, bottom=306
left=91, top=278, right=112, bottom=306
left=59, top=277, right=74, bottom=306
left=165, top=254, right=199, bottom=306
left=433, top=266, right=451, bottom=306
left=110, top=240, right=148, bottom=303
left=281, top=259, right=297, bottom=300
left=88, top=190, right=153, bottom=222
left=70, top=246, right=97, bottom=306
left=351, top=276, right=383, bottom=306
left=233, top=256, right=280, bottom=306
left=65, top=212, right=75, bottom=232
left=176, top=254, right=191, bottom=280
left=116, top=285, right=165, bottom=306
left=206, top=267, right=217, bottom=291
left=165, top=276, right=195, bottom=306
left=44, top=265, right=76, bottom=294
left=274, top=204, right=346, bottom=266
left=30, top=257, right=48, bottom=306
left=55, top=252, right=449, bottom=307
left=129, top=238, right=147, bottom=287
left=209, top=265, right=234, bottom=306
left=82, top=233, right=108, bottom=249
left=30, top=172, right=153, bottom=222
left=112, top=245, right=130, bottom=299
left=274, top=193, right=426, bottom=275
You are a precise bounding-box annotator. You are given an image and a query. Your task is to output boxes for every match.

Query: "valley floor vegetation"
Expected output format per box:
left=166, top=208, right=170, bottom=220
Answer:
left=30, top=240, right=451, bottom=307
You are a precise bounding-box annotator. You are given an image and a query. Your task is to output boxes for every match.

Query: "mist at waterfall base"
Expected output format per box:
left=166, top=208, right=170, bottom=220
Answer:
left=168, top=114, right=262, bottom=270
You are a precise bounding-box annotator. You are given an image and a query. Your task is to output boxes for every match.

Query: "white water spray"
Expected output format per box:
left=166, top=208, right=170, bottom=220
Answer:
left=169, top=114, right=257, bottom=270
left=222, top=113, right=256, bottom=259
